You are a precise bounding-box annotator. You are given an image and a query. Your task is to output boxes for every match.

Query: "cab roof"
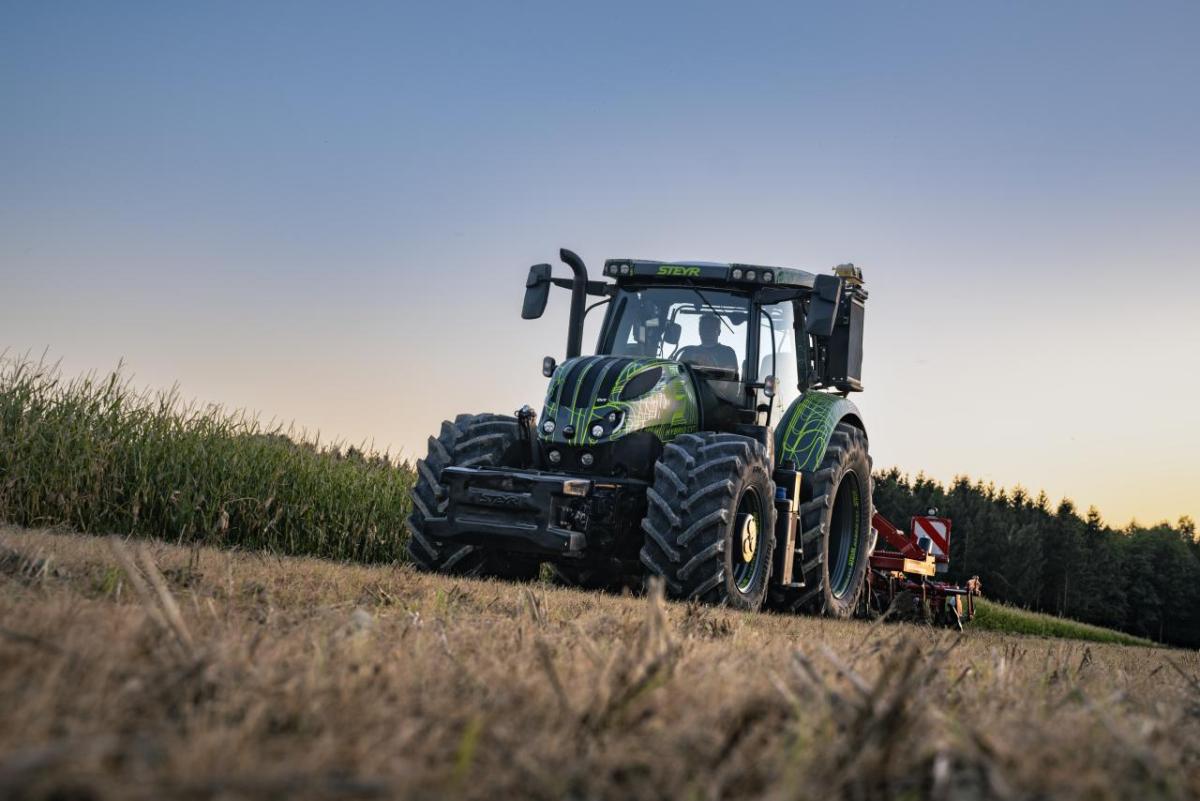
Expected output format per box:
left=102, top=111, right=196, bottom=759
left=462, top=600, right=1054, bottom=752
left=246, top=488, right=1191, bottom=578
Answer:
left=602, top=258, right=817, bottom=290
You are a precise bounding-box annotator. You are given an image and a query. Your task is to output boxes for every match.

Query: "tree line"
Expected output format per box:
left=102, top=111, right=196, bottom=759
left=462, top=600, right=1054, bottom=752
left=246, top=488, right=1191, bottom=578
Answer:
left=873, top=469, right=1200, bottom=647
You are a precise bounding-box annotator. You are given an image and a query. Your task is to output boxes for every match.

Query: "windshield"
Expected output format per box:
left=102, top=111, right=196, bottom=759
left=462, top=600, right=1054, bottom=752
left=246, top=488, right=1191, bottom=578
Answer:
left=600, top=286, right=751, bottom=401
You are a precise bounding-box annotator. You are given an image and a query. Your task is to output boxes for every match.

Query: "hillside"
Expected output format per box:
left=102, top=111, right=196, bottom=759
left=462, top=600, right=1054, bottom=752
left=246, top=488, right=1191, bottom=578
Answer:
left=2, top=525, right=1198, bottom=801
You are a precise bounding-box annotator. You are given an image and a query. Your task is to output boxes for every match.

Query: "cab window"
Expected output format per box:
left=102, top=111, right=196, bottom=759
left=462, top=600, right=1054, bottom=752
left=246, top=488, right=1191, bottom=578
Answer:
left=602, top=286, right=750, bottom=403
left=758, top=300, right=800, bottom=418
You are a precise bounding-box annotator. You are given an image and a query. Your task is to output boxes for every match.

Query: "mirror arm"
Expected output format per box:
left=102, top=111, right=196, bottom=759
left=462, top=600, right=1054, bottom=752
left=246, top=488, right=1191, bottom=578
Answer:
left=550, top=277, right=608, bottom=296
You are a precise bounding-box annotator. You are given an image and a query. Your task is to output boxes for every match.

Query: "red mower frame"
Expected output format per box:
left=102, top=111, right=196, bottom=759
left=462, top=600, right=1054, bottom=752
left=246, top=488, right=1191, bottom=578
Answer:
left=864, top=512, right=980, bottom=629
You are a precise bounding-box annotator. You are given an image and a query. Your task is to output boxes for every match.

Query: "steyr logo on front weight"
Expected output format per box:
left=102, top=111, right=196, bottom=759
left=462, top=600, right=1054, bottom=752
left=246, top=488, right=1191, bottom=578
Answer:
left=474, top=491, right=523, bottom=508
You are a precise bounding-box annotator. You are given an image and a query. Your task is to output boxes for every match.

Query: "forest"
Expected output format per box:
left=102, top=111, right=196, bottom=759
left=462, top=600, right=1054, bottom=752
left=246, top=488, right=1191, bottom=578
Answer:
left=874, top=468, right=1200, bottom=647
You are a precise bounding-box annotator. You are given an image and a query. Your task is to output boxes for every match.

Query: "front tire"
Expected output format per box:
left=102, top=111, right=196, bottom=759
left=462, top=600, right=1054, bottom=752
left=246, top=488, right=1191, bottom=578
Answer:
left=773, top=422, right=873, bottom=617
left=405, top=413, right=540, bottom=581
left=639, top=433, right=776, bottom=610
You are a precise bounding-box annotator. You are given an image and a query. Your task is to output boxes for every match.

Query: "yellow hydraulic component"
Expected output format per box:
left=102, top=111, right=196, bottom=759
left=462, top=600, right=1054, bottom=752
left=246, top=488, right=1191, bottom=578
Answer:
left=834, top=263, right=864, bottom=286
left=902, top=556, right=936, bottom=577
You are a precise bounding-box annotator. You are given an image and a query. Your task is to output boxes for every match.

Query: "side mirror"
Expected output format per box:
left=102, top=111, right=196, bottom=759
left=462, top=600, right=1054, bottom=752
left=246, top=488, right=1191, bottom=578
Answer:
left=664, top=322, right=681, bottom=345
left=522, top=263, right=553, bottom=319
left=762, top=375, right=776, bottom=398
left=542, top=356, right=557, bottom=377
left=805, top=274, right=843, bottom=337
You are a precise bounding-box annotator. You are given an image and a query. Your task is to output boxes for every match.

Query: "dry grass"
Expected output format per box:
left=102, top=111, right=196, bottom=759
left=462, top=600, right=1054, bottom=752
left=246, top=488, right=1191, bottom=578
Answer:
left=2, top=525, right=1198, bottom=801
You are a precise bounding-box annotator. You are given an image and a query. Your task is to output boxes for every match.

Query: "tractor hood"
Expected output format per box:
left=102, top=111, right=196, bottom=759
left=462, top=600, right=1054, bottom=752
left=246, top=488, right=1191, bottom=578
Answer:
left=539, top=356, right=700, bottom=447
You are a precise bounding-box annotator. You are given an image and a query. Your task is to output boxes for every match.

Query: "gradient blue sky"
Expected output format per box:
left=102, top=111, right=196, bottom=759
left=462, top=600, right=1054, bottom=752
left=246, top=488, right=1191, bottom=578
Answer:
left=3, top=2, right=1198, bottom=526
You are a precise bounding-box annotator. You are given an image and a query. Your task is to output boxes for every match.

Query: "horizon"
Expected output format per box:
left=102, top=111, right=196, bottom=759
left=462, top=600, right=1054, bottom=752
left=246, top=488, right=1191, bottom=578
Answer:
left=3, top=2, right=1198, bottom=528
left=3, top=349, right=1188, bottom=533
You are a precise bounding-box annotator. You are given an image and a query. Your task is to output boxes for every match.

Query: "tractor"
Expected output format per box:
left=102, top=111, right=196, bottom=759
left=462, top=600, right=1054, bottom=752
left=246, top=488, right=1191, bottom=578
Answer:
left=407, top=248, right=873, bottom=615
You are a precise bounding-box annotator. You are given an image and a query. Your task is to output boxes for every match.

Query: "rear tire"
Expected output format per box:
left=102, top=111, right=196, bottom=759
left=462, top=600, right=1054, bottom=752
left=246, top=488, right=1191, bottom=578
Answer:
left=406, top=413, right=540, bottom=581
left=639, top=433, right=776, bottom=610
left=772, top=422, right=873, bottom=617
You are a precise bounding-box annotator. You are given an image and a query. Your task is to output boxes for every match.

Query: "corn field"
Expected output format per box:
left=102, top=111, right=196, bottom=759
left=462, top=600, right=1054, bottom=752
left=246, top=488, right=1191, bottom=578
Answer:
left=0, top=355, right=414, bottom=561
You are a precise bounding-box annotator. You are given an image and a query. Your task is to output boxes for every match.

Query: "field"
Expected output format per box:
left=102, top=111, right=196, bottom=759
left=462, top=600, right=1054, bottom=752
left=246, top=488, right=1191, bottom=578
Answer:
left=0, top=355, right=1177, bottom=650
left=3, top=525, right=1198, bottom=801
left=972, top=599, right=1156, bottom=647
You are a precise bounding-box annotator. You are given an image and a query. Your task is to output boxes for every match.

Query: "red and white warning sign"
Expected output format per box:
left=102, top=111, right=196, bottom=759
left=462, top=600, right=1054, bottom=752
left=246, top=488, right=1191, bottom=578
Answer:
left=912, top=516, right=951, bottom=563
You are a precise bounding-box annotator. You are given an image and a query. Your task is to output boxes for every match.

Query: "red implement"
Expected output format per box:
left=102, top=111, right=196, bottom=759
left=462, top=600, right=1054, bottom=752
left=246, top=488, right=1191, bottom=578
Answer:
left=866, top=512, right=978, bottom=629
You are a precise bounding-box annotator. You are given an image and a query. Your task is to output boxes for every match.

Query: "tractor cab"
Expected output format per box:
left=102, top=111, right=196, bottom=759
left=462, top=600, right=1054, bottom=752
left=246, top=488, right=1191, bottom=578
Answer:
left=527, top=254, right=864, bottom=433
left=593, top=271, right=801, bottom=428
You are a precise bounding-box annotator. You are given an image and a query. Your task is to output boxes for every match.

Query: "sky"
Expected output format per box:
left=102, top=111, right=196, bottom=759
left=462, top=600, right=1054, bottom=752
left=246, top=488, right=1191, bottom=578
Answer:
left=2, top=2, right=1198, bottom=528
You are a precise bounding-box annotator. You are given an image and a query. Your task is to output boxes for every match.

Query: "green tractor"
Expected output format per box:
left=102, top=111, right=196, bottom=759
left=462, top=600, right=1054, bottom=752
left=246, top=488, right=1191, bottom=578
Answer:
left=407, top=249, right=873, bottom=615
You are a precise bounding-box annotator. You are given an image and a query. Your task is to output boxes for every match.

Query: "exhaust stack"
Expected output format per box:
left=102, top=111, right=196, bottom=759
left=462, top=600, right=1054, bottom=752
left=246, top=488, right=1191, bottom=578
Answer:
left=559, top=248, right=588, bottom=359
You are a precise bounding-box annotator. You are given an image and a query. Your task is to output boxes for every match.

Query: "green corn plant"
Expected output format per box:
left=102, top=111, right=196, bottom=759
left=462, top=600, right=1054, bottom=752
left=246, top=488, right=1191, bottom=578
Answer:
left=0, top=354, right=415, bottom=562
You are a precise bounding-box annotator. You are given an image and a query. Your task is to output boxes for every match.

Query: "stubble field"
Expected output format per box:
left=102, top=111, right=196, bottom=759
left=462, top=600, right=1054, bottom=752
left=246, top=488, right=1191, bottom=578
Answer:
left=1, top=525, right=1197, bottom=801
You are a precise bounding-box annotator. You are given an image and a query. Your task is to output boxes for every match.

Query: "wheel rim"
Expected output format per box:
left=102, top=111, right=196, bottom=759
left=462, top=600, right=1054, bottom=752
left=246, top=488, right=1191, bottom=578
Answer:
left=827, top=470, right=863, bottom=599
left=733, top=486, right=767, bottom=593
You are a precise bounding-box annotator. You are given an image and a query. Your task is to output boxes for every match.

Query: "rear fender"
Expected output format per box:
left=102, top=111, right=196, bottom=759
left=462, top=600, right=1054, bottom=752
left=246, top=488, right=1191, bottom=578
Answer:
left=774, top=392, right=865, bottom=471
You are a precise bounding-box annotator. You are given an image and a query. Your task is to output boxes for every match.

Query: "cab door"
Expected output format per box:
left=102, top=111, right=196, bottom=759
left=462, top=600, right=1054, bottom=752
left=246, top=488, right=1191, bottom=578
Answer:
left=757, top=300, right=800, bottom=424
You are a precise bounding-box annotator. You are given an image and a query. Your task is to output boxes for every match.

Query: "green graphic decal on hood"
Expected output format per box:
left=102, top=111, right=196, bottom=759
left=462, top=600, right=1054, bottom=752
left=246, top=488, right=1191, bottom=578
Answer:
left=775, top=392, right=863, bottom=471
left=540, top=356, right=699, bottom=446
